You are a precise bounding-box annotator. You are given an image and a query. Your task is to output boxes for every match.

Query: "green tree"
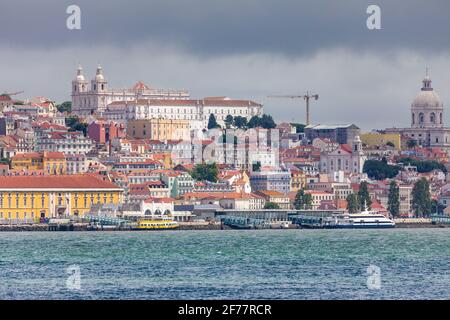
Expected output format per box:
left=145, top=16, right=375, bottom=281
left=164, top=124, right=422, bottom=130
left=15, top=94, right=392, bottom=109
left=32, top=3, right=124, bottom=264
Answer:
left=294, top=189, right=312, bottom=210
left=252, top=161, right=261, bottom=172
left=233, top=116, right=248, bottom=129
left=363, top=159, right=400, bottom=180
left=65, top=116, right=88, bottom=136
left=407, top=139, right=417, bottom=148
left=431, top=199, right=445, bottom=215
left=260, top=114, right=276, bottom=129
left=387, top=180, right=400, bottom=217
left=207, top=114, right=220, bottom=129
left=386, top=141, right=395, bottom=148
left=358, top=181, right=372, bottom=211
left=191, top=163, right=218, bottom=182
left=247, top=115, right=261, bottom=128
left=0, top=158, right=10, bottom=166
left=56, top=101, right=72, bottom=113
left=397, top=157, right=447, bottom=174
left=264, top=202, right=280, bottom=209
left=346, top=193, right=360, bottom=213
left=412, top=178, right=432, bottom=217
left=224, top=115, right=233, bottom=129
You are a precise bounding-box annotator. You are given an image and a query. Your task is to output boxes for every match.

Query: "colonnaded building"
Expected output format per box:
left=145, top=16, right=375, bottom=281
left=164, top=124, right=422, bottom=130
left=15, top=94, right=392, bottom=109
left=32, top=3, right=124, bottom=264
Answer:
left=0, top=174, right=123, bottom=220
left=71, top=65, right=263, bottom=129
left=386, top=72, right=450, bottom=151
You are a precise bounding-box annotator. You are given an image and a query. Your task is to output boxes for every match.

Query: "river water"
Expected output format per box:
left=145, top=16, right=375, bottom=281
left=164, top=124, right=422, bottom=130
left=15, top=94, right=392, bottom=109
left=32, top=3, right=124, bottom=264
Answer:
left=0, top=229, right=448, bottom=299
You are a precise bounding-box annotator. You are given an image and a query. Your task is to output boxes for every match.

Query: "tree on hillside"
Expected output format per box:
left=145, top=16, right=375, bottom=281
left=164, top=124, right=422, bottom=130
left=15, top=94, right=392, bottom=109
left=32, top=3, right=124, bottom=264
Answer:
left=358, top=181, right=372, bottom=211
left=397, top=157, right=447, bottom=174
left=386, top=141, right=395, bottom=148
left=346, top=193, right=360, bottom=213
left=233, top=116, right=248, bottom=129
left=252, top=161, right=261, bottom=172
left=260, top=114, right=276, bottom=129
left=191, top=163, right=218, bottom=182
left=264, top=202, right=280, bottom=209
left=247, top=115, right=261, bottom=128
left=387, top=180, right=400, bottom=217
left=412, top=178, right=431, bottom=217
left=56, top=101, right=72, bottom=113
left=66, top=115, right=88, bottom=136
left=294, top=189, right=313, bottom=210
left=224, top=115, right=234, bottom=129
left=407, top=139, right=417, bottom=148
left=363, top=159, right=400, bottom=180
left=207, top=114, right=220, bottom=129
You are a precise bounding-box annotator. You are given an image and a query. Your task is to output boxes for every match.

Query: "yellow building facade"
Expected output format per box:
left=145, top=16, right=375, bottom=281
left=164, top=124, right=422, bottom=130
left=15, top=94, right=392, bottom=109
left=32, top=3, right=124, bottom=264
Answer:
left=361, top=133, right=402, bottom=150
left=11, top=152, right=42, bottom=170
left=127, top=119, right=190, bottom=141
left=11, top=152, right=67, bottom=174
left=0, top=175, right=123, bottom=220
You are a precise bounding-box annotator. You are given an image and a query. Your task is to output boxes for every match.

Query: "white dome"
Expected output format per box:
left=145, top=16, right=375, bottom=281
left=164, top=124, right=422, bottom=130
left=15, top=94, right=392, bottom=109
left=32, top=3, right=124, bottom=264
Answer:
left=75, top=65, right=86, bottom=82
left=95, top=65, right=105, bottom=82
left=412, top=90, right=443, bottom=109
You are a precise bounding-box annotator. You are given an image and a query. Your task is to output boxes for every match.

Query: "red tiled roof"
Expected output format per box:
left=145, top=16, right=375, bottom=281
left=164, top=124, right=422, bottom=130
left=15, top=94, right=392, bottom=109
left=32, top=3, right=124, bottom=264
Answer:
left=0, top=174, right=122, bottom=189
left=109, top=99, right=262, bottom=108
left=12, top=152, right=41, bottom=160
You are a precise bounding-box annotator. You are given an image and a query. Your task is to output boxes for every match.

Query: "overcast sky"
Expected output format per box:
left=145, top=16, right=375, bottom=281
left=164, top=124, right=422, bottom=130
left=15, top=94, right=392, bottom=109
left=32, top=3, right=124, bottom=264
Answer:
left=1, top=0, right=450, bottom=130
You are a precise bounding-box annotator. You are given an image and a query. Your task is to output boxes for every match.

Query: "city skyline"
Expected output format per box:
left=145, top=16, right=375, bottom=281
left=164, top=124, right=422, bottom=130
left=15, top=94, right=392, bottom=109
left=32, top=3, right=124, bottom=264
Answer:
left=1, top=0, right=450, bottom=130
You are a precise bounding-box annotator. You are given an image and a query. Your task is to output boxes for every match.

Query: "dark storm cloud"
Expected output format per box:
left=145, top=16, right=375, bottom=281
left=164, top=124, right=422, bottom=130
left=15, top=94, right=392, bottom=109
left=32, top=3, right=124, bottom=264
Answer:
left=1, top=0, right=450, bottom=56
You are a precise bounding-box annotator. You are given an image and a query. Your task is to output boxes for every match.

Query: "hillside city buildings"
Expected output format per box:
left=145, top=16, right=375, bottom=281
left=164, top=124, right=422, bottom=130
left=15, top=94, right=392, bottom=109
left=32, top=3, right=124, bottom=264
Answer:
left=1, top=67, right=449, bottom=222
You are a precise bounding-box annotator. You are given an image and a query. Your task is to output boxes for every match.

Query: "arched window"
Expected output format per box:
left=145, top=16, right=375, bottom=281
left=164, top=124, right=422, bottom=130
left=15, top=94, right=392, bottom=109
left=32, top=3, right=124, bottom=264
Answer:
left=430, top=112, right=436, bottom=124
left=440, top=113, right=443, bottom=124
left=144, top=209, right=152, bottom=215
left=419, top=113, right=424, bottom=124
left=164, top=209, right=171, bottom=215
left=412, top=113, right=415, bottom=124
left=155, top=209, right=162, bottom=215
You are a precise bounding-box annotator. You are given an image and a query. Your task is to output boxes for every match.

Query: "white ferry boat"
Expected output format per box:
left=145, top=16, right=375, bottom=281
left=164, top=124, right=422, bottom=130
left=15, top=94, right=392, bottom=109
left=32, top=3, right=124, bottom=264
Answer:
left=326, top=210, right=395, bottom=229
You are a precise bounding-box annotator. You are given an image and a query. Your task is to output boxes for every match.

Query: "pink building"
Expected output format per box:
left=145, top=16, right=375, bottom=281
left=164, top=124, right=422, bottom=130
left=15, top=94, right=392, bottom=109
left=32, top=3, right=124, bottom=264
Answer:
left=88, top=120, right=125, bottom=144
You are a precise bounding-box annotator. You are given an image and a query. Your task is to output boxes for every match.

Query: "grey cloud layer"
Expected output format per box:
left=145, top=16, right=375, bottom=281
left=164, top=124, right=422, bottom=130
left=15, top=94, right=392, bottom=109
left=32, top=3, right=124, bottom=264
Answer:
left=1, top=0, right=450, bottom=56
left=1, top=1, right=450, bottom=130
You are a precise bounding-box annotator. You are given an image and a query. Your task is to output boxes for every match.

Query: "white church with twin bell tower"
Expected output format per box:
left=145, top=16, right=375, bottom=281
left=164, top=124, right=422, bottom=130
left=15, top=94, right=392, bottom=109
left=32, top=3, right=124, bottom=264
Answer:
left=386, top=71, right=450, bottom=152
left=71, top=65, right=190, bottom=116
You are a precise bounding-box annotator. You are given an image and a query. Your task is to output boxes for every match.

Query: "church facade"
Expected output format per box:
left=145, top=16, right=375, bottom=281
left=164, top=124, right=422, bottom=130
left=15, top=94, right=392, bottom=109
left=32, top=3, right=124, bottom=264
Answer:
left=386, top=73, right=450, bottom=151
left=71, top=65, right=190, bottom=116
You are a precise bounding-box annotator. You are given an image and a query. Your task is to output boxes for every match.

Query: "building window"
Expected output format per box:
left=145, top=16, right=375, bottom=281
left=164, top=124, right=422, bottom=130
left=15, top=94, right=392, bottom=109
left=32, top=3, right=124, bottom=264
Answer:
left=419, top=113, right=424, bottom=124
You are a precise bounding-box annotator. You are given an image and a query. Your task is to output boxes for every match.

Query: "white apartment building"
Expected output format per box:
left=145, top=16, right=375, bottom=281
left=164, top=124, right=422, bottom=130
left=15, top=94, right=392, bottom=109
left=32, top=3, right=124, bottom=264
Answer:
left=37, top=131, right=95, bottom=155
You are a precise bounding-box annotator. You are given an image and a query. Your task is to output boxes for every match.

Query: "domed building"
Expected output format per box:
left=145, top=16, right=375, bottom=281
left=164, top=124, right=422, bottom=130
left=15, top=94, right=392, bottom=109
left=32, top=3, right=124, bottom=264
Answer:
left=71, top=64, right=190, bottom=116
left=386, top=72, right=450, bottom=150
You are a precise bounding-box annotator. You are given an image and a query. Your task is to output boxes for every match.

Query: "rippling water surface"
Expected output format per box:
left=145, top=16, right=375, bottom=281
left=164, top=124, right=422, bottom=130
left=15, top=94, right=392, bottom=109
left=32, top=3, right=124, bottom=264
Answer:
left=0, top=229, right=449, bottom=299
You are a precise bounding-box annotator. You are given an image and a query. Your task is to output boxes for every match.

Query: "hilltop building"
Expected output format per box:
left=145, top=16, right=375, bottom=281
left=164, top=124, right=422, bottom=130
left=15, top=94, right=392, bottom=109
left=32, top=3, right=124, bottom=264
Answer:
left=386, top=72, right=450, bottom=151
left=71, top=65, right=190, bottom=116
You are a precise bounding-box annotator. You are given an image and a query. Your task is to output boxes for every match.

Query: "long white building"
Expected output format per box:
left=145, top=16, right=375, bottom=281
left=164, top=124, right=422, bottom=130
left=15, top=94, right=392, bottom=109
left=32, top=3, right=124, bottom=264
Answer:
left=71, top=65, right=190, bottom=116
left=102, top=98, right=263, bottom=129
left=71, top=66, right=264, bottom=129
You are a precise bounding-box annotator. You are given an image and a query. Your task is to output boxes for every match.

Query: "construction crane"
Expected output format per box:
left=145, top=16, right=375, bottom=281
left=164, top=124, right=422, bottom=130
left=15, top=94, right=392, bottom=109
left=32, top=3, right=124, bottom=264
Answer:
left=268, top=91, right=319, bottom=126
left=1, top=90, right=24, bottom=97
